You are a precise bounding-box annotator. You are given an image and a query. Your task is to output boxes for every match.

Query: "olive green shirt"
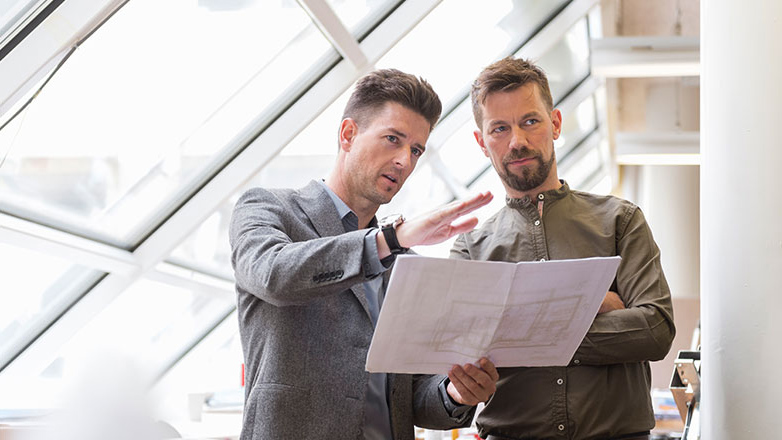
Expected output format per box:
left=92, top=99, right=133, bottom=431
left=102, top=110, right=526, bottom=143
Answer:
left=450, top=181, right=675, bottom=440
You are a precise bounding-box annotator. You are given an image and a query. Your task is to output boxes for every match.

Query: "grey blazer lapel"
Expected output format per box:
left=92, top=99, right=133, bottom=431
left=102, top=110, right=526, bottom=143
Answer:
left=295, top=180, right=371, bottom=318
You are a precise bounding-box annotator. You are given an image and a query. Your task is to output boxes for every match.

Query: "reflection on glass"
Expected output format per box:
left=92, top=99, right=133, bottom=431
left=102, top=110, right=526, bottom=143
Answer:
left=49, top=277, right=234, bottom=380
left=0, top=0, right=333, bottom=248
left=326, top=0, right=400, bottom=38
left=536, top=17, right=590, bottom=104
left=0, top=243, right=101, bottom=367
left=377, top=0, right=569, bottom=111
left=555, top=95, right=597, bottom=160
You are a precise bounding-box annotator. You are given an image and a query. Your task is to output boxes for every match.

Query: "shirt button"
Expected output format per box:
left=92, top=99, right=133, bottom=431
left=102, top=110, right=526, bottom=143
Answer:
left=574, top=359, right=581, bottom=365
left=558, top=424, right=565, bottom=431
left=534, top=220, right=541, bottom=226
left=557, top=378, right=564, bottom=385
left=538, top=194, right=544, bottom=200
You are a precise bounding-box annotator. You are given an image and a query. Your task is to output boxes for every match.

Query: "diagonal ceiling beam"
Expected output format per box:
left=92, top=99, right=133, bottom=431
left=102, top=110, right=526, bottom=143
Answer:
left=297, top=0, right=368, bottom=69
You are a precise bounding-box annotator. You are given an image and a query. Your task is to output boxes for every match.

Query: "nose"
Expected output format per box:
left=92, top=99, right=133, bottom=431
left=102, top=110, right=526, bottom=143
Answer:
left=393, top=145, right=413, bottom=169
left=509, top=126, right=527, bottom=150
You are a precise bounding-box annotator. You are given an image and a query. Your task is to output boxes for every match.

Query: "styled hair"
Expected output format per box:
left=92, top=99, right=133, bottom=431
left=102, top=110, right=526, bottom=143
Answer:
left=470, top=57, right=554, bottom=128
left=342, top=68, right=442, bottom=131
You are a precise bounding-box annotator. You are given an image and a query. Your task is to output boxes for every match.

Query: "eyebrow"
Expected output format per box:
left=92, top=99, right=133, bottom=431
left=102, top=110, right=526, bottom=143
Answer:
left=389, top=128, right=426, bottom=153
left=488, top=111, right=543, bottom=127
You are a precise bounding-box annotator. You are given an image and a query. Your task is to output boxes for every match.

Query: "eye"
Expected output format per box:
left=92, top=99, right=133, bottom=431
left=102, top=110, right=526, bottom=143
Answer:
left=524, top=118, right=540, bottom=126
left=411, top=147, right=424, bottom=157
left=491, top=126, right=507, bottom=134
left=386, top=135, right=399, bottom=143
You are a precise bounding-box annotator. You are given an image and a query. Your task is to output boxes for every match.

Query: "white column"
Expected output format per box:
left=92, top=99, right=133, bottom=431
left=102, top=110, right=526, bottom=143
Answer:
left=639, top=165, right=700, bottom=300
left=701, top=2, right=782, bottom=439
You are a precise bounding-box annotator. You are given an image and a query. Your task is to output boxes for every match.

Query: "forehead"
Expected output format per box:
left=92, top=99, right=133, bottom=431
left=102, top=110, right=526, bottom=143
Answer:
left=364, top=101, right=431, bottom=135
left=482, top=83, right=548, bottom=119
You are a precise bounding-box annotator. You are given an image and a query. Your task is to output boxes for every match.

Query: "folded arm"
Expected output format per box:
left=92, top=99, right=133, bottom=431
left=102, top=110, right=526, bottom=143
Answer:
left=573, top=207, right=676, bottom=365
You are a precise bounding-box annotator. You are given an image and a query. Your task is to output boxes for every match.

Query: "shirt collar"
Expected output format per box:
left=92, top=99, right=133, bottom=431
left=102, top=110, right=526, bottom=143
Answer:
left=318, top=179, right=354, bottom=221
left=506, top=179, right=571, bottom=207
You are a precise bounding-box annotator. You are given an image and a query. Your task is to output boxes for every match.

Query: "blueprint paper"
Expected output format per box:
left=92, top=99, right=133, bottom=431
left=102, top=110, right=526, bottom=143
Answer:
left=366, top=255, right=622, bottom=374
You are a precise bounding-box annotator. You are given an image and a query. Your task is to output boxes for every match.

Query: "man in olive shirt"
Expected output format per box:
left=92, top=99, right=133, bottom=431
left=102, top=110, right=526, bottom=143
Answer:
left=450, top=57, right=675, bottom=440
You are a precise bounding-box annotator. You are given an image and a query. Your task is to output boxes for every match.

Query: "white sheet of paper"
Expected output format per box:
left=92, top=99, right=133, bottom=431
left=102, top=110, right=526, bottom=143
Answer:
left=366, top=255, right=622, bottom=374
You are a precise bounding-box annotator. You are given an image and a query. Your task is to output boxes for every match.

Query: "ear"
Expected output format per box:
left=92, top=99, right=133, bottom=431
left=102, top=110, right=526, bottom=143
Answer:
left=339, top=118, right=358, bottom=152
left=550, top=109, right=562, bottom=140
left=474, top=129, right=489, bottom=157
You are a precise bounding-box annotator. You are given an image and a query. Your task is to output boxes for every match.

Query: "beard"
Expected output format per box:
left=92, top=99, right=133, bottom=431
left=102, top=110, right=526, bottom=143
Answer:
left=499, top=146, right=555, bottom=192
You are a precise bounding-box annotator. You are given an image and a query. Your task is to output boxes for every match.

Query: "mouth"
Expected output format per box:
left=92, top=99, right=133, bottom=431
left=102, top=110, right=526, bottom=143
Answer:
left=507, top=157, right=536, bottom=167
left=381, top=174, right=398, bottom=184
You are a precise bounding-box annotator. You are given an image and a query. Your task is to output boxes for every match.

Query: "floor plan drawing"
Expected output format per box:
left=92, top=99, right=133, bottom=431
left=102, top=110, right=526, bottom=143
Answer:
left=366, top=255, right=622, bottom=375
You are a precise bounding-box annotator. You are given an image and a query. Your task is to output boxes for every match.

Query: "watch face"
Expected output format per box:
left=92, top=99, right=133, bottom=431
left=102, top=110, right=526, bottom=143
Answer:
left=380, top=214, right=404, bottom=228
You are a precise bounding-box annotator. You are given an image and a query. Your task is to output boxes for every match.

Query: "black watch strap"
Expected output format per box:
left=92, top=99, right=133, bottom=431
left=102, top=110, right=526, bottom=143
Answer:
left=381, top=224, right=408, bottom=255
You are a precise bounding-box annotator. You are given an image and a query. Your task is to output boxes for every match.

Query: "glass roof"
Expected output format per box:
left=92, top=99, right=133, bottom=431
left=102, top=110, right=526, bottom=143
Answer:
left=377, top=0, right=569, bottom=112
left=48, top=276, right=234, bottom=381
left=0, top=242, right=103, bottom=370
left=0, top=0, right=334, bottom=248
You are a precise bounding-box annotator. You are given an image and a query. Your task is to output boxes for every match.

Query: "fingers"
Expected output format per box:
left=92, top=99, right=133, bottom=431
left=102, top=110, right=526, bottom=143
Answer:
left=479, top=357, right=500, bottom=382
left=439, top=192, right=493, bottom=222
left=597, top=291, right=625, bottom=314
left=446, top=357, right=498, bottom=406
left=449, top=217, right=479, bottom=236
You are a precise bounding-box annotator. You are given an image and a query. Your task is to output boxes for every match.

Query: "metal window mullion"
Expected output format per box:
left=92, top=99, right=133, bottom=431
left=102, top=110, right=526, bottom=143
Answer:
left=297, top=0, right=368, bottom=69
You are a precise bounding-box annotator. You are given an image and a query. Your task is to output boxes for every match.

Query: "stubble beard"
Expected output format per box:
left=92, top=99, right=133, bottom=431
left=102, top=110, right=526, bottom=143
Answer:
left=500, top=147, right=556, bottom=193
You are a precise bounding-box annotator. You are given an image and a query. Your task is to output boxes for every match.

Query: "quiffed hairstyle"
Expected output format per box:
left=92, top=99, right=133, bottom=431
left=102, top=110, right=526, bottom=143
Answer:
left=470, top=57, right=554, bottom=128
left=342, top=68, right=442, bottom=132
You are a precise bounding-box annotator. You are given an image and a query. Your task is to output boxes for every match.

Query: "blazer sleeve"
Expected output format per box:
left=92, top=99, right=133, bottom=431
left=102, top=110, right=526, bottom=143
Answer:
left=229, top=187, right=376, bottom=307
left=411, top=375, right=476, bottom=430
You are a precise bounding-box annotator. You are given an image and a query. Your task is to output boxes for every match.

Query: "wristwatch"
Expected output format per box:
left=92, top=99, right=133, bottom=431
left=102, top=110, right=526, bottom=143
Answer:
left=379, top=214, right=408, bottom=255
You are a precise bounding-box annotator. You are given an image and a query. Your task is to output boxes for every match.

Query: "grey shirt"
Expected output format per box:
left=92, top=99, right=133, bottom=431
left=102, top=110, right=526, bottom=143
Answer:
left=451, top=181, right=675, bottom=440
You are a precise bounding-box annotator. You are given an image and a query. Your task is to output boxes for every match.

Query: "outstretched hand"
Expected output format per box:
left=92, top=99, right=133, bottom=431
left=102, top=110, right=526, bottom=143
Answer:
left=377, top=192, right=493, bottom=258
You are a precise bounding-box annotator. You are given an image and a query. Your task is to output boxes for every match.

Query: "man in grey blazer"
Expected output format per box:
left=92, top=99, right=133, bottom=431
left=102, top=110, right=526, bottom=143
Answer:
left=230, top=69, right=499, bottom=440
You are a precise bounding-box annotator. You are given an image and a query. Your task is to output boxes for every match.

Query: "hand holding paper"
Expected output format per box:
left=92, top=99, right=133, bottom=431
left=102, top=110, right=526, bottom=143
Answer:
left=447, top=357, right=499, bottom=405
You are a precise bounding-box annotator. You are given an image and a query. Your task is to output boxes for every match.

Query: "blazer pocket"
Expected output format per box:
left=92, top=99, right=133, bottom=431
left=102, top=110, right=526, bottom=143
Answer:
left=249, top=383, right=311, bottom=440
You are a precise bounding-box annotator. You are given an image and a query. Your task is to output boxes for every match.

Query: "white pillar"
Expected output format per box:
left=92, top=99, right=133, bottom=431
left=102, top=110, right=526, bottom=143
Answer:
left=701, top=2, right=782, bottom=439
left=639, top=165, right=700, bottom=300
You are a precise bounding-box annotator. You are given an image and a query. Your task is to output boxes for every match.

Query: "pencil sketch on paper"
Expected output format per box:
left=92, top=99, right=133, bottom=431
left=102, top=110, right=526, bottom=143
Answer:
left=365, top=255, right=621, bottom=374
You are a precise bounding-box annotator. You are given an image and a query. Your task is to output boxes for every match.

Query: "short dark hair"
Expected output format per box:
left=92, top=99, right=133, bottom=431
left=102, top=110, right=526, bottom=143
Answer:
left=471, top=57, right=553, bottom=128
left=342, top=68, right=442, bottom=131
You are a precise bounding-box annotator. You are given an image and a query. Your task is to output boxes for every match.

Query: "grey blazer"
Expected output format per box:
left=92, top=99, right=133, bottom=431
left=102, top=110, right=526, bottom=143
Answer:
left=229, top=180, right=471, bottom=440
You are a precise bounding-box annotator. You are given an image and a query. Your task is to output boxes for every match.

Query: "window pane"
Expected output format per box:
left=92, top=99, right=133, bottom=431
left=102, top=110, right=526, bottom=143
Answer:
left=536, top=17, right=590, bottom=104
left=0, top=0, right=333, bottom=248
left=555, top=95, right=597, bottom=160
left=561, top=140, right=603, bottom=190
left=169, top=87, right=351, bottom=276
left=49, top=277, right=235, bottom=380
left=0, top=243, right=102, bottom=367
left=377, top=0, right=569, bottom=111
left=438, top=119, right=491, bottom=186
left=326, top=0, right=401, bottom=38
